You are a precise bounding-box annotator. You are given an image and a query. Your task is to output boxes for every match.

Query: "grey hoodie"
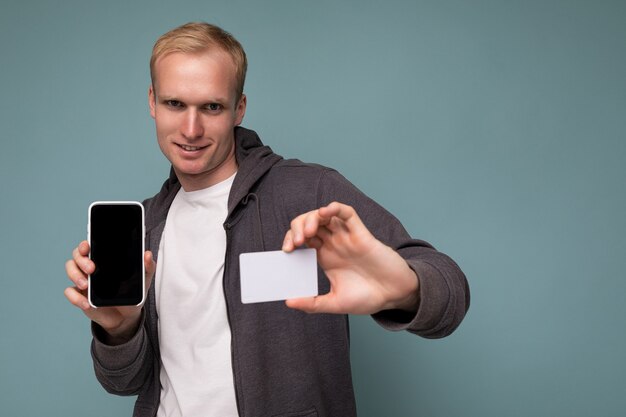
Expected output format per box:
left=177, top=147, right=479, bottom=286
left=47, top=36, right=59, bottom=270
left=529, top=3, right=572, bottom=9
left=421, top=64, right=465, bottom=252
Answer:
left=91, top=127, right=470, bottom=417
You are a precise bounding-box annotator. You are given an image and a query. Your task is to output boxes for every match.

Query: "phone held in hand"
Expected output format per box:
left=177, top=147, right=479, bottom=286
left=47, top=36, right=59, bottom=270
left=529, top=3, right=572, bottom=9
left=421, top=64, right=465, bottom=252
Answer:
left=88, top=201, right=145, bottom=308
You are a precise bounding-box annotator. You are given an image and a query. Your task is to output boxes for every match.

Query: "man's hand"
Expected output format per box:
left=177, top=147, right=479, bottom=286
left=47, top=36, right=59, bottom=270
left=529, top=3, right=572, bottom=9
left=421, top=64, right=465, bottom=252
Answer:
left=64, top=240, right=155, bottom=345
left=282, top=202, right=419, bottom=315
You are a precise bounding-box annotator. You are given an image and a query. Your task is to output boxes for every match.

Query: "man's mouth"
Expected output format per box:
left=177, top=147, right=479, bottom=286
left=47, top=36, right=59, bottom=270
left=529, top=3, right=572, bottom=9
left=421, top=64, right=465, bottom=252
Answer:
left=177, top=144, right=208, bottom=151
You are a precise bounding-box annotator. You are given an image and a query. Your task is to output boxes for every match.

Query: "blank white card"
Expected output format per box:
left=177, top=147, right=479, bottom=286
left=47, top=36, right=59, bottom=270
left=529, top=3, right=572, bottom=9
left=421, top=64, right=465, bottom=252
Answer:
left=239, top=249, right=318, bottom=304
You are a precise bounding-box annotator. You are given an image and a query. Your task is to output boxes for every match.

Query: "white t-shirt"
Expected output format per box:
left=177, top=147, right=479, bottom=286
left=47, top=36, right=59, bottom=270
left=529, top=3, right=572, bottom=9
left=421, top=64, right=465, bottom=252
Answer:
left=155, top=173, right=238, bottom=417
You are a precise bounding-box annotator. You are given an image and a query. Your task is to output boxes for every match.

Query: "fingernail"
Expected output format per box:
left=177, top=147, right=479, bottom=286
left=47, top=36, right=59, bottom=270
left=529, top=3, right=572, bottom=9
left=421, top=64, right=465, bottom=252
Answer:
left=79, top=278, right=88, bottom=289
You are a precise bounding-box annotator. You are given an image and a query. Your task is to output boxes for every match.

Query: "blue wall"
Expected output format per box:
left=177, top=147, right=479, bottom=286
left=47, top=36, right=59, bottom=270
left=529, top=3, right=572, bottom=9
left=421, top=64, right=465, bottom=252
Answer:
left=1, top=1, right=625, bottom=416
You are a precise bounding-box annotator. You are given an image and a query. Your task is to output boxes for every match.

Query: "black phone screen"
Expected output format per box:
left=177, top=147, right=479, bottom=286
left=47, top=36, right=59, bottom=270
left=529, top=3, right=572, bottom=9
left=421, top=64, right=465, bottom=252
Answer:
left=89, top=203, right=144, bottom=307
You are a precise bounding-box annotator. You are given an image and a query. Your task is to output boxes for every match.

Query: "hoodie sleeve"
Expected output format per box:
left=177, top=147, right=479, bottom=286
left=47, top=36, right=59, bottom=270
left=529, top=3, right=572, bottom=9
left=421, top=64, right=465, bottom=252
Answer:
left=316, top=169, right=470, bottom=338
left=90, top=310, right=155, bottom=395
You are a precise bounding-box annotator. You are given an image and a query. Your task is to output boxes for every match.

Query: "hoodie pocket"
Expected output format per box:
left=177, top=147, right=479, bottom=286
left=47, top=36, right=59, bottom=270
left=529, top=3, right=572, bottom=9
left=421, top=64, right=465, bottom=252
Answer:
left=272, top=407, right=318, bottom=417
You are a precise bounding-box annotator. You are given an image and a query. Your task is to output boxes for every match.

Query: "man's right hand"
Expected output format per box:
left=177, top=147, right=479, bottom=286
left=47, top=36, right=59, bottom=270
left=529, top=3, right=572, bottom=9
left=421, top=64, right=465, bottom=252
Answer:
left=64, top=240, right=155, bottom=345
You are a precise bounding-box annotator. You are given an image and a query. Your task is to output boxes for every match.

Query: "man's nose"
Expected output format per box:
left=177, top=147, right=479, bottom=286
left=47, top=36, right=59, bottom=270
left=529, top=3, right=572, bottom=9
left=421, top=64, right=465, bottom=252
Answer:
left=181, top=110, right=204, bottom=139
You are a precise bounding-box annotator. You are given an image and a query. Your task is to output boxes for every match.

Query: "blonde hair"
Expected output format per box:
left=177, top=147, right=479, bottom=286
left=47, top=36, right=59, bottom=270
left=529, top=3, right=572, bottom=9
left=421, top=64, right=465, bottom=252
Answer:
left=150, top=22, right=248, bottom=100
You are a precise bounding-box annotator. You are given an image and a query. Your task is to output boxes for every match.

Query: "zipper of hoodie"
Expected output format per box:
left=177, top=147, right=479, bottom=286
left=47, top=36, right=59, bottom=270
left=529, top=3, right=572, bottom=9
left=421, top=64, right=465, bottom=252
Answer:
left=223, top=220, right=243, bottom=417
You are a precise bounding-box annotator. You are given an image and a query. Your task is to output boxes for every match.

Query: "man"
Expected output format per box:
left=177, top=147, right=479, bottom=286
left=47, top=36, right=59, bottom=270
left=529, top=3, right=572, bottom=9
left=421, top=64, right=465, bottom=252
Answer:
left=65, top=22, right=469, bottom=417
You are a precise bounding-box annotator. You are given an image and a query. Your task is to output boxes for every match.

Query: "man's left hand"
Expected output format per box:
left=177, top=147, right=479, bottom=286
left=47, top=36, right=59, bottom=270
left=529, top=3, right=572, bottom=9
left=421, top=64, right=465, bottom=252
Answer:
left=282, top=202, right=420, bottom=314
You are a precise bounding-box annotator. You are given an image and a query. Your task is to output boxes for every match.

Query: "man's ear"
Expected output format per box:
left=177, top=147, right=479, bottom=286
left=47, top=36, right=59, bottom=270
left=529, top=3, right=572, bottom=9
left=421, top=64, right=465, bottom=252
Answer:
left=235, top=94, right=247, bottom=126
left=148, top=85, right=156, bottom=119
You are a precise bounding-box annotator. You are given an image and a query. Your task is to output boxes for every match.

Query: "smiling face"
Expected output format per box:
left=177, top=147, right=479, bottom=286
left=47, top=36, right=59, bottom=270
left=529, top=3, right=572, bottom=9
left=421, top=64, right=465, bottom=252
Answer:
left=149, top=50, right=246, bottom=191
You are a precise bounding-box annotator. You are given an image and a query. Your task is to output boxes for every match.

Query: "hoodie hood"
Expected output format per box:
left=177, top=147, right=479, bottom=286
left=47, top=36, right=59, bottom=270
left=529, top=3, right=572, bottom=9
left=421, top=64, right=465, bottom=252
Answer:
left=228, top=126, right=283, bottom=213
left=144, top=126, right=283, bottom=236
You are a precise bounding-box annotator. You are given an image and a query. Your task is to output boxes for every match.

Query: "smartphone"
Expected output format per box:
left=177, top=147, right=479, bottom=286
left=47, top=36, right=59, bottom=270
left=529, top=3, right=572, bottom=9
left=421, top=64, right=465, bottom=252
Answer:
left=88, top=201, right=145, bottom=308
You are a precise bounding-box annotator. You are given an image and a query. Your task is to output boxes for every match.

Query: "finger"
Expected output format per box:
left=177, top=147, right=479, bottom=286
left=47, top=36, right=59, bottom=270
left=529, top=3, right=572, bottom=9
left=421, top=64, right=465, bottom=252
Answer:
left=304, top=236, right=323, bottom=249
left=290, top=217, right=307, bottom=246
left=314, top=203, right=346, bottom=234
left=64, top=286, right=91, bottom=311
left=73, top=245, right=94, bottom=275
left=321, top=202, right=369, bottom=238
left=316, top=225, right=333, bottom=242
left=302, top=212, right=322, bottom=239
left=289, top=214, right=314, bottom=247
left=288, top=208, right=335, bottom=247
left=78, top=240, right=90, bottom=256
left=303, top=227, right=332, bottom=250
left=319, top=202, right=360, bottom=227
left=65, top=259, right=88, bottom=290
left=282, top=230, right=296, bottom=252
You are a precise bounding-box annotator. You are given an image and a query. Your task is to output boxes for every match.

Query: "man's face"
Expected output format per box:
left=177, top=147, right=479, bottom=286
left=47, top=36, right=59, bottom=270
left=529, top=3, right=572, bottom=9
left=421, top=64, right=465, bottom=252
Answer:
left=149, top=50, right=246, bottom=191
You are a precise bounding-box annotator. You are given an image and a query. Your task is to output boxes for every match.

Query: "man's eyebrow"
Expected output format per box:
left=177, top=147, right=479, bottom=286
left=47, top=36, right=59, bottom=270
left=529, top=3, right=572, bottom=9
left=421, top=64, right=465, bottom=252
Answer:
left=157, top=95, right=230, bottom=105
left=157, top=95, right=180, bottom=101
left=203, top=96, right=230, bottom=105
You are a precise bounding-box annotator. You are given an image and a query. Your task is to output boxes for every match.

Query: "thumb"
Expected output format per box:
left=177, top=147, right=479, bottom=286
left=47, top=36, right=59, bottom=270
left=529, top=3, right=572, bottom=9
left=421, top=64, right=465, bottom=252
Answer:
left=285, top=295, right=334, bottom=314
left=144, top=251, right=156, bottom=291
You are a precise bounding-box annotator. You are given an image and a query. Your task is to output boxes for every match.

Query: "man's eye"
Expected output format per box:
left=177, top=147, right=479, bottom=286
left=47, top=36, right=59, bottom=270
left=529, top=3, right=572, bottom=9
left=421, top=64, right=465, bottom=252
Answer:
left=166, top=100, right=183, bottom=108
left=206, top=103, right=221, bottom=111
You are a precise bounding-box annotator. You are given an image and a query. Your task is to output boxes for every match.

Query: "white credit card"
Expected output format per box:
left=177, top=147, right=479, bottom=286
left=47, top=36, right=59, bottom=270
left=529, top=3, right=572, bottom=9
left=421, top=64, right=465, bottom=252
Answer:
left=239, top=249, right=318, bottom=304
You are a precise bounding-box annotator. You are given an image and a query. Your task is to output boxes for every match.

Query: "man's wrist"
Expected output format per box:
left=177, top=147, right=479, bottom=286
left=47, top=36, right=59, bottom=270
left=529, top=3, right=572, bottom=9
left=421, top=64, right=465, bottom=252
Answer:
left=387, top=270, right=420, bottom=313
left=97, top=313, right=143, bottom=346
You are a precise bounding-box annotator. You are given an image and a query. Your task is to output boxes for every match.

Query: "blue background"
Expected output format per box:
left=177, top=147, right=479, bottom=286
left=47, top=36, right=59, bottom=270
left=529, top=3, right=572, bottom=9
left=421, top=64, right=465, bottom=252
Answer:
left=1, top=1, right=625, bottom=416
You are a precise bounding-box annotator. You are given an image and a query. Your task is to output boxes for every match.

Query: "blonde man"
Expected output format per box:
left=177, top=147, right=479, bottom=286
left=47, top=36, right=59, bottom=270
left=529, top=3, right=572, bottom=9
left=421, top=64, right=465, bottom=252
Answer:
left=66, top=22, right=469, bottom=417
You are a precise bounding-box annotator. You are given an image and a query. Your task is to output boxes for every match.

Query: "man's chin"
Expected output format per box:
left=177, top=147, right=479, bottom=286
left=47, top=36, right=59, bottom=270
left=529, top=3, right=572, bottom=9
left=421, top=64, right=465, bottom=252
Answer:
left=173, top=166, right=210, bottom=178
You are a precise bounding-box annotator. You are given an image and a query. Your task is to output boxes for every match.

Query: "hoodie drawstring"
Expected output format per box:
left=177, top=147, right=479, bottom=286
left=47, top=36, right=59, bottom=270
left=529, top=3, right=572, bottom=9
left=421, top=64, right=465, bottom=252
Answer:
left=227, top=192, right=265, bottom=252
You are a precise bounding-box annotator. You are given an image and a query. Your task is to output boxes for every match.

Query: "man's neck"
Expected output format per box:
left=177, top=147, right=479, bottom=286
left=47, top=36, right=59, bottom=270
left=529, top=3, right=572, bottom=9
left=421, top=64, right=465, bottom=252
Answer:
left=177, top=162, right=238, bottom=192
